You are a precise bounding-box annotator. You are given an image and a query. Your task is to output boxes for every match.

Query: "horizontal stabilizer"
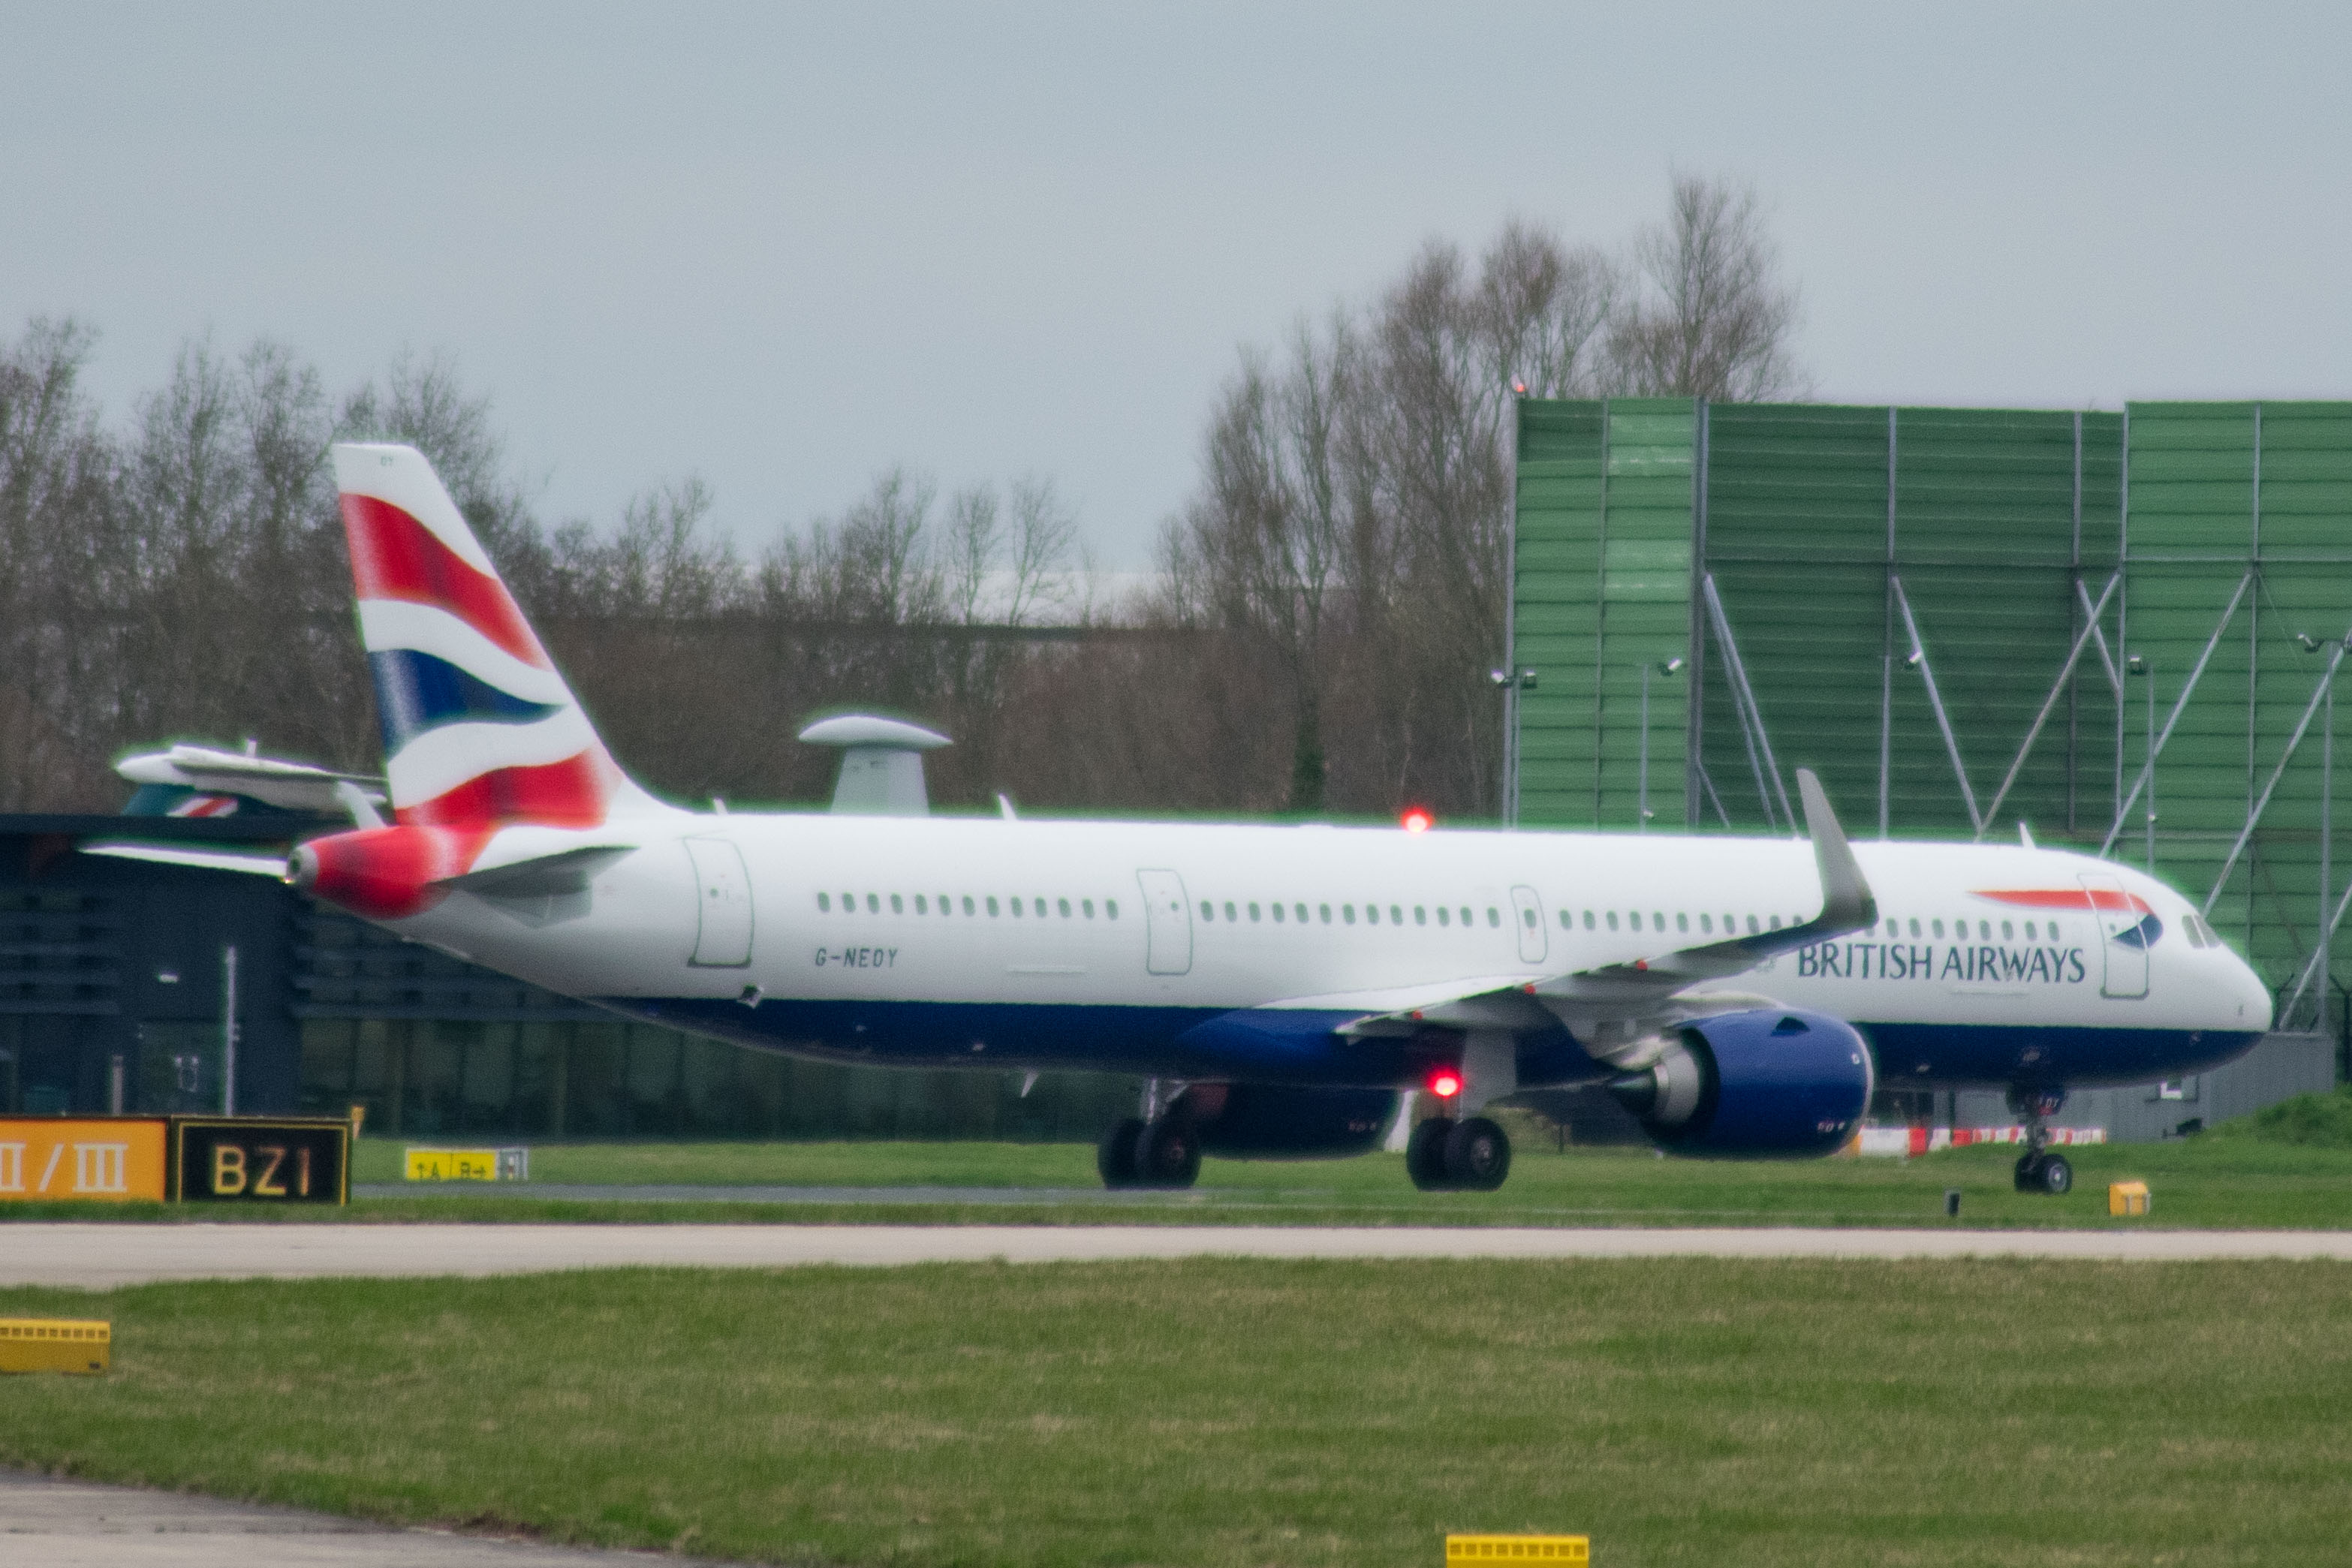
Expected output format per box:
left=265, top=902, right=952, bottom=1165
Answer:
left=434, top=844, right=634, bottom=898
left=81, top=842, right=291, bottom=877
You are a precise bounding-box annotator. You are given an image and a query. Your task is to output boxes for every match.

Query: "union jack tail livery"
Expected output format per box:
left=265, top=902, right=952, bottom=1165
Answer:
left=333, top=443, right=659, bottom=829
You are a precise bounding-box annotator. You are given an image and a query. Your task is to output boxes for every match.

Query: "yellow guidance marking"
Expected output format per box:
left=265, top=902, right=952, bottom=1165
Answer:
left=1447, top=1535, right=1589, bottom=1564
left=0, top=1319, right=110, bottom=1375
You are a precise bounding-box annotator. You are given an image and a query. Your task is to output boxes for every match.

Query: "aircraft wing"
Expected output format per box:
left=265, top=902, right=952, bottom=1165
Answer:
left=1321, top=767, right=1877, bottom=1048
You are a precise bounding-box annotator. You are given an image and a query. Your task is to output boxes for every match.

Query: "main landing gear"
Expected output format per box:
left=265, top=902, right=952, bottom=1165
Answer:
left=1405, top=1115, right=1512, bottom=1192
left=2009, top=1085, right=2073, bottom=1195
left=1098, top=1084, right=1203, bottom=1190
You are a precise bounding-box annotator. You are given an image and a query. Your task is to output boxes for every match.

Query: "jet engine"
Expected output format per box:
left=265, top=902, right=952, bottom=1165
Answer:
left=1171, top=1083, right=1399, bottom=1158
left=1609, top=1007, right=1872, bottom=1157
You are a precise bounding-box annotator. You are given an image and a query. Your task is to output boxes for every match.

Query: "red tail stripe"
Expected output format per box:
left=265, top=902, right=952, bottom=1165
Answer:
left=396, top=751, right=607, bottom=829
left=1976, top=887, right=2152, bottom=915
left=340, top=494, right=550, bottom=670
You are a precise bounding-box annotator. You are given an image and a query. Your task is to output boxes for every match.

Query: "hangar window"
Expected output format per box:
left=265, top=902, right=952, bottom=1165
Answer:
left=1416, top=906, right=1427, bottom=925
left=1083, top=899, right=1095, bottom=918
left=891, top=894, right=904, bottom=914
left=1248, top=902, right=1260, bottom=922
left=1224, top=901, right=1236, bottom=922
left=817, top=892, right=831, bottom=912
left=986, top=897, right=999, bottom=916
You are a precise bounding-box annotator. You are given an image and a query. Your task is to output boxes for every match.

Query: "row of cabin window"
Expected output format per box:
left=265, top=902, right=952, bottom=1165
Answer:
left=1559, top=910, right=2075, bottom=944
left=1197, top=901, right=1501, bottom=928
left=815, top=892, right=1119, bottom=920
left=1568, top=910, right=1796, bottom=935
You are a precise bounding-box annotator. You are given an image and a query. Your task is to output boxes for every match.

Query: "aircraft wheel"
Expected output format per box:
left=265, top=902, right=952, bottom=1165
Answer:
left=2013, top=1152, right=2074, bottom=1195
left=1098, top=1117, right=1145, bottom=1189
left=1406, top=1118, right=1455, bottom=1190
left=1133, top=1117, right=1202, bottom=1190
left=1443, top=1116, right=1511, bottom=1191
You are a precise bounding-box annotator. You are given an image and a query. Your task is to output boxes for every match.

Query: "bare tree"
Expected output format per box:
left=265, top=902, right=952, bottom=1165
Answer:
left=1608, top=173, right=1806, bottom=400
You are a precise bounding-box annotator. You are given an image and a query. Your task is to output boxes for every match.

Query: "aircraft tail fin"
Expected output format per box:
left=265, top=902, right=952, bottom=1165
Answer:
left=331, top=442, right=664, bottom=829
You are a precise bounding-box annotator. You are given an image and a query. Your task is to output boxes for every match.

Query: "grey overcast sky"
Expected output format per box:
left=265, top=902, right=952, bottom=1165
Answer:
left=5, top=3, right=2346, bottom=564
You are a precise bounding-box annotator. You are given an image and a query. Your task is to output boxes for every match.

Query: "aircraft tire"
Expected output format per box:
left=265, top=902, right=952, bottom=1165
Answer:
left=1443, top=1116, right=1511, bottom=1191
left=1133, top=1117, right=1202, bottom=1190
left=1098, top=1118, right=1146, bottom=1188
left=1406, top=1118, right=1455, bottom=1190
left=2037, top=1154, right=2073, bottom=1195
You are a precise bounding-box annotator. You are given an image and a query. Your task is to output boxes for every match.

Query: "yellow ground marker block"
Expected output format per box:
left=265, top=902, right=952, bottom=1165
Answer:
left=0, top=1318, right=110, bottom=1374
left=2110, top=1180, right=2151, bottom=1216
left=1447, top=1534, right=1589, bottom=1564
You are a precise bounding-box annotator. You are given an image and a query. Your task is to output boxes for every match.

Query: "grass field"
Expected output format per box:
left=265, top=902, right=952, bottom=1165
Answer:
left=25, top=1126, right=2351, bottom=1229
left=8, top=1091, right=2350, bottom=1229
left=5, top=1258, right=2350, bottom=1566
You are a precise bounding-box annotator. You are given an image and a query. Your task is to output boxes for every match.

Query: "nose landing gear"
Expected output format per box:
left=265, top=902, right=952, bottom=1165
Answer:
left=2008, top=1085, right=2073, bottom=1195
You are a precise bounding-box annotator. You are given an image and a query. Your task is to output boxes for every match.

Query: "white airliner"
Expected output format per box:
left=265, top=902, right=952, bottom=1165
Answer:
left=118, top=444, right=2275, bottom=1196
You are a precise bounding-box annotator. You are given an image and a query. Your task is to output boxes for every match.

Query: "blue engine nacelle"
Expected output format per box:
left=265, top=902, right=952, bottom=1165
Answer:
left=1173, top=1083, right=1399, bottom=1159
left=1609, top=1007, right=1872, bottom=1157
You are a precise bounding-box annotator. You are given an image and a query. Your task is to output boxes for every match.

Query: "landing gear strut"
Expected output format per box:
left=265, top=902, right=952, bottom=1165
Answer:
left=2009, top=1085, right=2073, bottom=1195
left=1405, top=1115, right=1512, bottom=1192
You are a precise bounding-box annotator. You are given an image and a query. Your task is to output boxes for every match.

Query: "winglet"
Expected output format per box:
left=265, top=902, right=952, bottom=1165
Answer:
left=1797, top=767, right=1877, bottom=933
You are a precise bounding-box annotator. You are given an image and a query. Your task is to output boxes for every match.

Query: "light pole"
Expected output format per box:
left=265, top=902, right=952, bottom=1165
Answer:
left=1489, top=665, right=1537, bottom=826
left=2127, top=654, right=2154, bottom=871
left=1638, top=656, right=1684, bottom=831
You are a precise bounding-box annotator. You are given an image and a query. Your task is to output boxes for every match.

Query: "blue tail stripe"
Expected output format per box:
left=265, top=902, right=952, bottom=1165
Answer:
left=367, top=648, right=562, bottom=754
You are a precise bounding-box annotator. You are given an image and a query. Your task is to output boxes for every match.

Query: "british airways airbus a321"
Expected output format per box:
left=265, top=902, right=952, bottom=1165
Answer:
left=119, top=444, right=2275, bottom=1196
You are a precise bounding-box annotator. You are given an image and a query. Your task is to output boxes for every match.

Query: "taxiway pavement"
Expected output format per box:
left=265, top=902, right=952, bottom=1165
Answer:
left=8, top=1222, right=2352, bottom=1287
left=0, top=1470, right=718, bottom=1567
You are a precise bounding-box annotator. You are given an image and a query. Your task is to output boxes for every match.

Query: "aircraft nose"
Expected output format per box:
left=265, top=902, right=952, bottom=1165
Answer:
left=2235, top=950, right=2275, bottom=1031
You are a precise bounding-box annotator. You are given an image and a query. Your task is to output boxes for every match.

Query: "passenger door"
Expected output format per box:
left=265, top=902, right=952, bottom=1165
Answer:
left=684, top=839, right=754, bottom=968
left=1135, top=868, right=1193, bottom=976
